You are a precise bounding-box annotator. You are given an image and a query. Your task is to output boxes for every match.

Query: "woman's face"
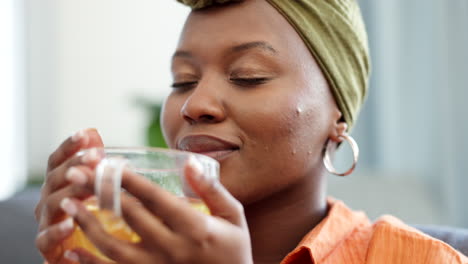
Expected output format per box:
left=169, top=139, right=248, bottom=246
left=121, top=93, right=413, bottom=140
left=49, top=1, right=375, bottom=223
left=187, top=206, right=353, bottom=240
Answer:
left=162, top=0, right=341, bottom=205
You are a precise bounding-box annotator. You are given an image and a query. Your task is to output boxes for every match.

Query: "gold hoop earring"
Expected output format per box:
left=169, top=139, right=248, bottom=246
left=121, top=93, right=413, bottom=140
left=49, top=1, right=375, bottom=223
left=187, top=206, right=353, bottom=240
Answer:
left=323, top=134, right=359, bottom=176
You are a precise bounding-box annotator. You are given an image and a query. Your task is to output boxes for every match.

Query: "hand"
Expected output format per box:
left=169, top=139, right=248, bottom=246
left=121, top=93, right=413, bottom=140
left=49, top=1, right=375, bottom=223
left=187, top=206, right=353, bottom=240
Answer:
left=61, top=158, right=253, bottom=264
left=35, top=128, right=104, bottom=264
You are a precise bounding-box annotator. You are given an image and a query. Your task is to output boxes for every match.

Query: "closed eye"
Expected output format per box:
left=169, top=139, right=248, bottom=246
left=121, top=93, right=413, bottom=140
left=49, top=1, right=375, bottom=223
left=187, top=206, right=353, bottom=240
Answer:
left=230, top=77, right=271, bottom=87
left=171, top=81, right=198, bottom=90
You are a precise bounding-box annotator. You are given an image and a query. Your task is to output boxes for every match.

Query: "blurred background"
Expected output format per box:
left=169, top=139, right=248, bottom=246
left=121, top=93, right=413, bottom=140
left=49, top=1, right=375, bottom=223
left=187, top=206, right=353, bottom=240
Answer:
left=1, top=0, right=468, bottom=262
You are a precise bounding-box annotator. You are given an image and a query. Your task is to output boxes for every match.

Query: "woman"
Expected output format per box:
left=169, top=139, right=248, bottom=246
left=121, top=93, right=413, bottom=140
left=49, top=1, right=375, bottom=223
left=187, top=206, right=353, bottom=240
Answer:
left=34, top=0, right=468, bottom=263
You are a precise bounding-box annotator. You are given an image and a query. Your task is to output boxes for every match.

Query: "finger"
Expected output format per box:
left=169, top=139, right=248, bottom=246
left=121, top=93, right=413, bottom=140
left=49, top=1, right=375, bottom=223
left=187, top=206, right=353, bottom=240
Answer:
left=74, top=167, right=189, bottom=253
left=61, top=198, right=144, bottom=264
left=56, top=257, right=77, bottom=264
left=38, top=128, right=102, bottom=222
left=185, top=156, right=246, bottom=227
left=45, top=149, right=104, bottom=196
left=120, top=168, right=202, bottom=232
left=37, top=146, right=104, bottom=221
left=47, top=128, right=102, bottom=173
left=65, top=249, right=113, bottom=264
left=37, top=128, right=93, bottom=221
left=120, top=192, right=178, bottom=252
left=62, top=168, right=181, bottom=253
left=36, top=218, right=75, bottom=261
left=70, top=162, right=213, bottom=239
left=38, top=178, right=94, bottom=230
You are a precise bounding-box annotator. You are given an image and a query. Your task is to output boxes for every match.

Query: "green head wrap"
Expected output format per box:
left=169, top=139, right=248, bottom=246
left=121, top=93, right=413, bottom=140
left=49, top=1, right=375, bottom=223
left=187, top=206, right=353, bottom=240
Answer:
left=177, top=0, right=370, bottom=130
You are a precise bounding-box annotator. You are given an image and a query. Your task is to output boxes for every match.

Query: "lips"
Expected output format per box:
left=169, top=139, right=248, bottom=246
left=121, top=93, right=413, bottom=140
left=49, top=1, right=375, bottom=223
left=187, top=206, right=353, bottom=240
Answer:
left=177, top=135, right=240, bottom=161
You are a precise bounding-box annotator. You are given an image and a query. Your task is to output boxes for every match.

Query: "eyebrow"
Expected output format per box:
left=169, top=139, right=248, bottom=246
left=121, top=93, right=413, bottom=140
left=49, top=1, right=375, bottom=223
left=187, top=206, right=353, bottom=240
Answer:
left=172, top=41, right=278, bottom=60
left=172, top=50, right=193, bottom=59
left=230, top=41, right=278, bottom=54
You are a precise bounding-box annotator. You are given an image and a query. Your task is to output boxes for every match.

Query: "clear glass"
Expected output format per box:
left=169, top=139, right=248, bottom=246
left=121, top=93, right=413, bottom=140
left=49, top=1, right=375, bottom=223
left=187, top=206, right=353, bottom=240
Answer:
left=60, top=147, right=219, bottom=263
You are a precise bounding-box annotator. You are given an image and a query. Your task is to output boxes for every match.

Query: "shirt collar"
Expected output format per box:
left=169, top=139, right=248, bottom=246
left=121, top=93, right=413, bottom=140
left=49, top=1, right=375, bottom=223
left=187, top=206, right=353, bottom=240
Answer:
left=281, top=198, right=371, bottom=264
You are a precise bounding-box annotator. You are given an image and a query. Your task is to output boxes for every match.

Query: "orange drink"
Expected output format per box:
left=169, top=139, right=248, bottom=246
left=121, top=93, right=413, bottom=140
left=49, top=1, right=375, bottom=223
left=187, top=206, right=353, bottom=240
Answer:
left=61, top=197, right=211, bottom=263
left=57, top=147, right=219, bottom=263
left=60, top=198, right=138, bottom=262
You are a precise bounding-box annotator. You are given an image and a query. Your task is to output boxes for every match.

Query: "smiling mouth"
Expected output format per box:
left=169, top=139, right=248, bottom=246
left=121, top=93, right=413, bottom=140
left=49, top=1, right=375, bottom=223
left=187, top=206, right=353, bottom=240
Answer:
left=195, top=149, right=238, bottom=161
left=177, top=135, right=240, bottom=161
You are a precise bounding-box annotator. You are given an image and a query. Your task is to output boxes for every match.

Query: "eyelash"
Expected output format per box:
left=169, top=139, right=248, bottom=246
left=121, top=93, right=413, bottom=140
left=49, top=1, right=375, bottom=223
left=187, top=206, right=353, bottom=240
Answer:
left=230, top=77, right=270, bottom=87
left=171, top=78, right=270, bottom=90
left=171, top=81, right=198, bottom=90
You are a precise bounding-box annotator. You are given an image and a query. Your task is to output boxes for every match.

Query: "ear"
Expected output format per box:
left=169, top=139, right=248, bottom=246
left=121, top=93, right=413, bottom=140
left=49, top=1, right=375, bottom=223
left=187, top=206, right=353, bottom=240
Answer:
left=328, top=109, right=348, bottom=144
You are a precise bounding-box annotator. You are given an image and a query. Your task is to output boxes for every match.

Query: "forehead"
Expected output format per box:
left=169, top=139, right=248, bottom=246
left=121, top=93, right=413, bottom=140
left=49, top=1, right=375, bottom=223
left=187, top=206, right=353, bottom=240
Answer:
left=177, top=0, right=303, bottom=55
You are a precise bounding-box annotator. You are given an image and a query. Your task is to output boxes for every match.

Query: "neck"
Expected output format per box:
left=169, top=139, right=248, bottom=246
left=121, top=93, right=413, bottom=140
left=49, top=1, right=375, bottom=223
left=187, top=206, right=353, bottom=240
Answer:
left=245, top=172, right=328, bottom=264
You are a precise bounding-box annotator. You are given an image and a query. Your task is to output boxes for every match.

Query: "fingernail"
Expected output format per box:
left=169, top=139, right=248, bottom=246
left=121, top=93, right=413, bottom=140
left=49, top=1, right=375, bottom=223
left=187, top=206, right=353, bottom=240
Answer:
left=36, top=229, right=47, bottom=239
left=64, top=250, right=80, bottom=262
left=66, top=167, right=87, bottom=185
left=60, top=198, right=77, bottom=216
left=89, top=127, right=101, bottom=136
left=188, top=155, right=204, bottom=180
left=71, top=130, right=84, bottom=143
left=59, top=218, right=74, bottom=232
left=71, top=129, right=89, bottom=145
left=81, top=148, right=98, bottom=164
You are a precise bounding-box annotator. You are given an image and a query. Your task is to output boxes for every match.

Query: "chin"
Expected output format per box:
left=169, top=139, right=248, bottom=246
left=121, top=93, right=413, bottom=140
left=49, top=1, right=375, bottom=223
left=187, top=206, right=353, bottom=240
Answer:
left=217, top=157, right=288, bottom=205
left=220, top=176, right=273, bottom=206
left=219, top=174, right=252, bottom=204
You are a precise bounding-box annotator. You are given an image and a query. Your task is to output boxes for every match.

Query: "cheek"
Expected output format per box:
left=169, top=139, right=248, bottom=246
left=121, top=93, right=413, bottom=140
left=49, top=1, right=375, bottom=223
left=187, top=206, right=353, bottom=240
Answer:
left=243, top=86, right=329, bottom=162
left=226, top=102, right=297, bottom=197
left=254, top=102, right=324, bottom=168
left=226, top=85, right=332, bottom=204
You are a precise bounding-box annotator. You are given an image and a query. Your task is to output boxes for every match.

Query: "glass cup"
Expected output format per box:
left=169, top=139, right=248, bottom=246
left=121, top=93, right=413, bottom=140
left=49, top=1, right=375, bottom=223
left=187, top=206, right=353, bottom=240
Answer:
left=60, top=147, right=219, bottom=262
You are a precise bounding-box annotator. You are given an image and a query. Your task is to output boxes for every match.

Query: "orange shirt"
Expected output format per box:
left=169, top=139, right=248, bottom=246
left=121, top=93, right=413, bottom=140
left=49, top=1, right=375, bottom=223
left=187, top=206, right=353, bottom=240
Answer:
left=281, top=198, right=468, bottom=264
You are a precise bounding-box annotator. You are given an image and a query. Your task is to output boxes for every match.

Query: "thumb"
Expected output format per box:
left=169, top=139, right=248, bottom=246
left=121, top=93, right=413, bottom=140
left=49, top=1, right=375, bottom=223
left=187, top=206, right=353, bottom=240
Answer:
left=184, top=156, right=246, bottom=227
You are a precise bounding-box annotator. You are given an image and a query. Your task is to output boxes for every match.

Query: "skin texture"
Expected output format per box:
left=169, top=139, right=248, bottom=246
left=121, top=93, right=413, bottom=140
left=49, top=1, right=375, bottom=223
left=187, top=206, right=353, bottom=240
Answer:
left=162, top=0, right=346, bottom=262
left=34, top=1, right=347, bottom=263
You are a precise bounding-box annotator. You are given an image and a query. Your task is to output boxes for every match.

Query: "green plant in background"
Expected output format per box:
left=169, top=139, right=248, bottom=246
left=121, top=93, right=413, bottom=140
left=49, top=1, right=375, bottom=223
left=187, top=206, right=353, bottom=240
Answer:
left=27, top=97, right=168, bottom=186
left=146, top=102, right=168, bottom=148
left=135, top=97, right=168, bottom=148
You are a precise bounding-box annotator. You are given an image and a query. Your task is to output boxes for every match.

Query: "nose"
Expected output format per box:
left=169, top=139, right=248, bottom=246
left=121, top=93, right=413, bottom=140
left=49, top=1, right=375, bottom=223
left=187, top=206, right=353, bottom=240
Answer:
left=180, top=80, right=226, bottom=125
